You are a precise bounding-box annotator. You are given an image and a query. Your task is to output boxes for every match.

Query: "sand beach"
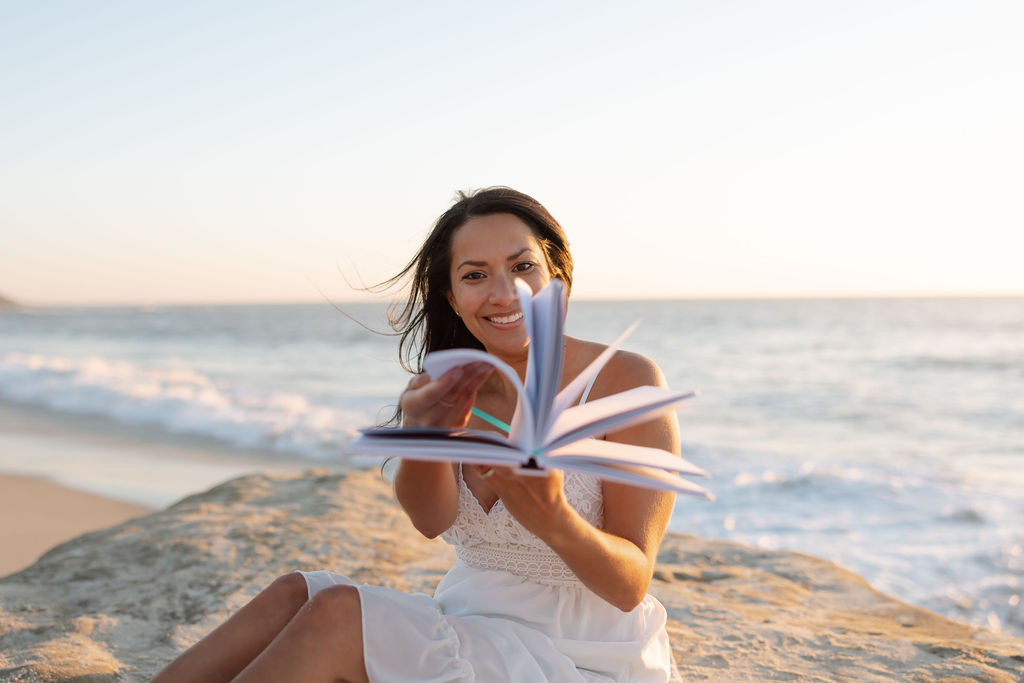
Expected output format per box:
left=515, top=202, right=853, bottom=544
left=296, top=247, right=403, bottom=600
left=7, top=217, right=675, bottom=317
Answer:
left=0, top=406, right=1022, bottom=681
left=0, top=474, right=152, bottom=577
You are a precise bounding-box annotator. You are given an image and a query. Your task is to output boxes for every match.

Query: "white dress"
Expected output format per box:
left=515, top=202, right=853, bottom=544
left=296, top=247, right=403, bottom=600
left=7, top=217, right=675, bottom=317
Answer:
left=300, top=466, right=681, bottom=682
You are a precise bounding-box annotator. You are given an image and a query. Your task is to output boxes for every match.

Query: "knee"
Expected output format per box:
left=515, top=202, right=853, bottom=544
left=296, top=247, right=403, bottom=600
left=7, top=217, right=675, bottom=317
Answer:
left=298, top=584, right=362, bottom=634
left=265, top=571, right=311, bottom=611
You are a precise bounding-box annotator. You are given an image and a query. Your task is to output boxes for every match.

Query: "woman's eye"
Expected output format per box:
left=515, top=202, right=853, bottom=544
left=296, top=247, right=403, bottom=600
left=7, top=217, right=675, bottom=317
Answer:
left=513, top=262, right=536, bottom=273
left=462, top=271, right=485, bottom=281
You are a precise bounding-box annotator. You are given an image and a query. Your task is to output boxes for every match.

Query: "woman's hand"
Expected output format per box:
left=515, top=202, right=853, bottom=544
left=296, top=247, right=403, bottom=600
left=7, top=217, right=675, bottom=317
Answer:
left=473, top=466, right=575, bottom=540
left=400, top=362, right=494, bottom=428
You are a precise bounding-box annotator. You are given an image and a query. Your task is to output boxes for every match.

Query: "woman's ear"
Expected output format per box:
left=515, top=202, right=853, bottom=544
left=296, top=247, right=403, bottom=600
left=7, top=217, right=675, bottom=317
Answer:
left=446, top=290, right=460, bottom=317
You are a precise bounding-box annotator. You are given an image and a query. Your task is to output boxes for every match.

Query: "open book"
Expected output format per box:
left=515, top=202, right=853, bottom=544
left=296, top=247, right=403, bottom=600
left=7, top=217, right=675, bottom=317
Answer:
left=348, top=279, right=713, bottom=499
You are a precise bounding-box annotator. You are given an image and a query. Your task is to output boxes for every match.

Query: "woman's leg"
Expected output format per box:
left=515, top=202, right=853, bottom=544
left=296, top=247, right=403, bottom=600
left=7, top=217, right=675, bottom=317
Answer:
left=232, top=584, right=368, bottom=683
left=151, top=572, right=310, bottom=683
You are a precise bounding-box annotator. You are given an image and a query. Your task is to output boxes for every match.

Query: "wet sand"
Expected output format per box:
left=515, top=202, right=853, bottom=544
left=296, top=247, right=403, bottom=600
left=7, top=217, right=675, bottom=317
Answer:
left=0, top=474, right=153, bottom=577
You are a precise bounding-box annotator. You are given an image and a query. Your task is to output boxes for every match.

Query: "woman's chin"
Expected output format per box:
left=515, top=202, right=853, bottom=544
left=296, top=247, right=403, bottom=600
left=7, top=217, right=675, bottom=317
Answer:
left=481, top=335, right=530, bottom=363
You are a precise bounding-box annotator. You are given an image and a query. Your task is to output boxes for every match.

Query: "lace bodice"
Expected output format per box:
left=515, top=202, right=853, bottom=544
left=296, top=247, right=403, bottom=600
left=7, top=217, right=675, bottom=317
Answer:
left=440, top=467, right=604, bottom=586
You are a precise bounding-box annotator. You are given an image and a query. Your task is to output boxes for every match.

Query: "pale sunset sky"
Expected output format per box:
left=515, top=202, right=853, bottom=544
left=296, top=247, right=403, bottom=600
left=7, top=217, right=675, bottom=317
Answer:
left=1, top=1, right=1021, bottom=305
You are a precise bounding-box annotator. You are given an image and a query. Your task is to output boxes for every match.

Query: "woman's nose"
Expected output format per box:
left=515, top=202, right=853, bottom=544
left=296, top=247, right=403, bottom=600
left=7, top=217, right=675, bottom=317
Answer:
left=489, top=275, right=517, bottom=305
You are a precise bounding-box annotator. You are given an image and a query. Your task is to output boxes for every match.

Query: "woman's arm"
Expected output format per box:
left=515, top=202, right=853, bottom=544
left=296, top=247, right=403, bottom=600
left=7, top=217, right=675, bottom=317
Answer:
left=392, top=363, right=494, bottom=538
left=393, top=460, right=460, bottom=539
left=483, top=351, right=679, bottom=611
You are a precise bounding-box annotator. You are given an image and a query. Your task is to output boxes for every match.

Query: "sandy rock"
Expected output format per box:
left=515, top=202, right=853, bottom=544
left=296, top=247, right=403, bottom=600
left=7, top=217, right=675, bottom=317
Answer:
left=652, top=540, right=1024, bottom=681
left=1, top=470, right=1022, bottom=681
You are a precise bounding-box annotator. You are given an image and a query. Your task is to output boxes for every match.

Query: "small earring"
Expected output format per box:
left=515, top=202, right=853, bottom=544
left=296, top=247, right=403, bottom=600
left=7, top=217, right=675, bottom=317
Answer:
left=455, top=311, right=461, bottom=317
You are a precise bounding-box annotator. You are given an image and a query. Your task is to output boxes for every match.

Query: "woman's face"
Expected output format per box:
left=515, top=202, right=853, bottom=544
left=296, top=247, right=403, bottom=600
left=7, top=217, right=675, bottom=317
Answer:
left=447, top=213, right=552, bottom=362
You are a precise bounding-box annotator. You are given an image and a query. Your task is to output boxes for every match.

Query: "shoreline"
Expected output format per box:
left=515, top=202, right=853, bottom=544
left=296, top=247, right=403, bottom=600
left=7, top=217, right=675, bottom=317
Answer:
left=0, top=398, right=341, bottom=579
left=0, top=398, right=339, bottom=508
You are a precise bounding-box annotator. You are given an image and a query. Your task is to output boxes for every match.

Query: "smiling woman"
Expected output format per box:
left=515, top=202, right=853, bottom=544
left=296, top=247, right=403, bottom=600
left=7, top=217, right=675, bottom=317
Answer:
left=153, top=187, right=684, bottom=682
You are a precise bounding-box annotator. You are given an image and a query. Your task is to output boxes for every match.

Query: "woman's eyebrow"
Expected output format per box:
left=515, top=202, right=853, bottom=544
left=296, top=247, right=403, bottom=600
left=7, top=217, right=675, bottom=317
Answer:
left=456, top=247, right=532, bottom=270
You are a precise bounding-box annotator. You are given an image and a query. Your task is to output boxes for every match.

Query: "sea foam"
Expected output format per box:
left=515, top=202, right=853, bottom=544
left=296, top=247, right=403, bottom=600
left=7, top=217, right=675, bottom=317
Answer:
left=0, top=352, right=370, bottom=459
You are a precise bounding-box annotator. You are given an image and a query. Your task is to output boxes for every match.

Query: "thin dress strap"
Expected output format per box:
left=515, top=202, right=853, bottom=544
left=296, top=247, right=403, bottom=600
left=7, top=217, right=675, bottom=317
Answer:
left=578, top=367, right=601, bottom=406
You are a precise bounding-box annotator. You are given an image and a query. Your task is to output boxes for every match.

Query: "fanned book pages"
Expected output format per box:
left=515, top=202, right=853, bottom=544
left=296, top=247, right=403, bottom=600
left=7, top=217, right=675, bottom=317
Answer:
left=348, top=279, right=713, bottom=499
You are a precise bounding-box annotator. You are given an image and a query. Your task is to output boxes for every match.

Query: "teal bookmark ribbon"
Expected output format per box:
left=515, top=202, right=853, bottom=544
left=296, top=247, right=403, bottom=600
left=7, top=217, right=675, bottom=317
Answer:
left=471, top=407, right=511, bottom=434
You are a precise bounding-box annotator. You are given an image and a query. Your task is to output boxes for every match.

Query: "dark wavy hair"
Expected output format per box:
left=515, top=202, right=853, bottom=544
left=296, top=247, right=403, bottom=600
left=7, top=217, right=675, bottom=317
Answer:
left=378, top=187, right=574, bottom=375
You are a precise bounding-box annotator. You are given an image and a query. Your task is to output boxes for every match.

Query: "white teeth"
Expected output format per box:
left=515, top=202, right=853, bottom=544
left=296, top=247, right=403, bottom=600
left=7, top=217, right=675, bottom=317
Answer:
left=488, top=311, right=523, bottom=324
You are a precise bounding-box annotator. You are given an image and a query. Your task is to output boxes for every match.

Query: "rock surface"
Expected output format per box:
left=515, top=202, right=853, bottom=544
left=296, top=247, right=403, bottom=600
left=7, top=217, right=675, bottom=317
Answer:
left=1, top=470, right=1021, bottom=681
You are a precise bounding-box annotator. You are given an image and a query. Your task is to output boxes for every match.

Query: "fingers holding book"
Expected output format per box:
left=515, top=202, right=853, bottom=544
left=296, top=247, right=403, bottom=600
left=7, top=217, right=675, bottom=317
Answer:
left=400, top=362, right=493, bottom=428
left=484, top=467, right=571, bottom=537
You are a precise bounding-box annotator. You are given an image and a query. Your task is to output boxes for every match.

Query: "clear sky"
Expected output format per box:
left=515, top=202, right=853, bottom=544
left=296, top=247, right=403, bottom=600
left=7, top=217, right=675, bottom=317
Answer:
left=1, top=1, right=1021, bottom=305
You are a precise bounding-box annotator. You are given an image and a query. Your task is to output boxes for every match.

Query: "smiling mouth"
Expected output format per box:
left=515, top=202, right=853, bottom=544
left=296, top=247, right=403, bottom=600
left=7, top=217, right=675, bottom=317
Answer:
left=485, top=311, right=523, bottom=325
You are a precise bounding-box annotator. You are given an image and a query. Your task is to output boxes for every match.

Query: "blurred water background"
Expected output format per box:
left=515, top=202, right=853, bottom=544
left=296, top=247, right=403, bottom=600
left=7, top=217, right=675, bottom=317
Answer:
left=1, top=296, right=1021, bottom=635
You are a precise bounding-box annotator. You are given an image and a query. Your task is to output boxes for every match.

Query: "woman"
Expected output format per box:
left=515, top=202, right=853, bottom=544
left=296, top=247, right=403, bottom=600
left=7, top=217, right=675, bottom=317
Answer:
left=153, top=188, right=683, bottom=682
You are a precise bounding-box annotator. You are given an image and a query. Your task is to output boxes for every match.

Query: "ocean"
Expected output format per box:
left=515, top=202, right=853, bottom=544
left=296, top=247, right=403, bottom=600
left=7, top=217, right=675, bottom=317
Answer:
left=1, top=297, right=1021, bottom=637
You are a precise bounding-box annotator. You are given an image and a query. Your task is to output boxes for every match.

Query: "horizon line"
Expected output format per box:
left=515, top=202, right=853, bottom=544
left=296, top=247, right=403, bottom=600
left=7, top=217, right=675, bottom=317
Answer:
left=6, top=290, right=1024, bottom=308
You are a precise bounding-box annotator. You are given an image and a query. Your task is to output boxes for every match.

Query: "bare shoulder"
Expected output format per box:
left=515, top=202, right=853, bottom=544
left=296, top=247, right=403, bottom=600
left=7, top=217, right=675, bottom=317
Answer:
left=565, top=337, right=668, bottom=399
left=603, top=348, right=667, bottom=390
